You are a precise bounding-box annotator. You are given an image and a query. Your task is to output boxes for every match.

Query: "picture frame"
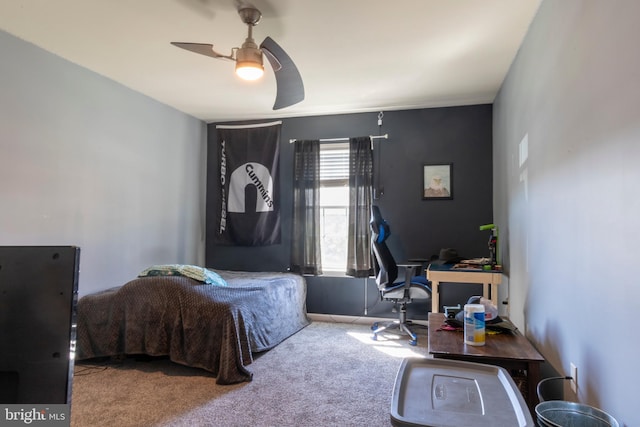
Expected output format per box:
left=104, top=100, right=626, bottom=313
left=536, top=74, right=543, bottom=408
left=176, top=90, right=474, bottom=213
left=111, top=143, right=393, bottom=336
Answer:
left=422, top=163, right=453, bottom=200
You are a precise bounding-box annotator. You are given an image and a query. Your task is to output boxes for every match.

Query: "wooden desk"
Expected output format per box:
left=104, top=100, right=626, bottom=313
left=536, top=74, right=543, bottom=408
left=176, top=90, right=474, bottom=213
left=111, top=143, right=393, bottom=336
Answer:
left=427, top=313, right=544, bottom=415
left=426, top=264, right=502, bottom=313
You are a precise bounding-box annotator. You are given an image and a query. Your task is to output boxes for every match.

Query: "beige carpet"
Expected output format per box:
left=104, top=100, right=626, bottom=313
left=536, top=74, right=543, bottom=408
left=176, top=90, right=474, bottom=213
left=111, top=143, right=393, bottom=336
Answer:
left=70, top=320, right=430, bottom=427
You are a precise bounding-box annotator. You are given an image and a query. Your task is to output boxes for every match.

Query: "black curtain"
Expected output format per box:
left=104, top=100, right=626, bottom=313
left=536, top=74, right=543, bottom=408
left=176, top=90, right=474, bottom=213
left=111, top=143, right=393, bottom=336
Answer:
left=290, top=140, right=322, bottom=275
left=346, top=136, right=374, bottom=277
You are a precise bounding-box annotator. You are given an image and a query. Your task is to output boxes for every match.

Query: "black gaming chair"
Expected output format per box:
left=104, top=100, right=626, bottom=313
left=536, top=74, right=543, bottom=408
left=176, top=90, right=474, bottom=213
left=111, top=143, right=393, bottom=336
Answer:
left=370, top=205, right=432, bottom=345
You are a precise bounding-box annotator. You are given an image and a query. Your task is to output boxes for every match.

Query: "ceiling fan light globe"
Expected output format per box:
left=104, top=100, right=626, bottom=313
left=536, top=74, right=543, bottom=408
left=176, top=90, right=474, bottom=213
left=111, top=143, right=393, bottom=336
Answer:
left=236, top=62, right=264, bottom=80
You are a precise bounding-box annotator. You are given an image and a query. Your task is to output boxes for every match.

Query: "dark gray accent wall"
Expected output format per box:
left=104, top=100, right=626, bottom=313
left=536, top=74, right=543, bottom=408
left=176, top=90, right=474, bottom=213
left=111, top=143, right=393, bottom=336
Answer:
left=206, top=105, right=493, bottom=318
left=493, top=1, right=639, bottom=425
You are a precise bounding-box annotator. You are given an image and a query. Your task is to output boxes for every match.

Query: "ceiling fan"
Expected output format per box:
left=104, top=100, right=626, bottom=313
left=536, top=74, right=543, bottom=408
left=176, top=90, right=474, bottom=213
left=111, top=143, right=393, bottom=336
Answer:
left=171, top=5, right=304, bottom=110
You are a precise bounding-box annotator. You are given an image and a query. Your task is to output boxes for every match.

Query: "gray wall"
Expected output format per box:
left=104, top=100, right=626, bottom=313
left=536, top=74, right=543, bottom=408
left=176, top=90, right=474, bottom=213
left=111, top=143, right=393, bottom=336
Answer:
left=206, top=106, right=494, bottom=318
left=493, top=1, right=639, bottom=425
left=0, top=30, right=207, bottom=297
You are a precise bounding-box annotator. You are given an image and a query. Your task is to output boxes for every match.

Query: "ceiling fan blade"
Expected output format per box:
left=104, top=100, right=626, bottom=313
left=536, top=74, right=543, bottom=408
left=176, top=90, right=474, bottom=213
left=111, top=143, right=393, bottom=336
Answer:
left=170, top=42, right=232, bottom=60
left=260, top=36, right=304, bottom=110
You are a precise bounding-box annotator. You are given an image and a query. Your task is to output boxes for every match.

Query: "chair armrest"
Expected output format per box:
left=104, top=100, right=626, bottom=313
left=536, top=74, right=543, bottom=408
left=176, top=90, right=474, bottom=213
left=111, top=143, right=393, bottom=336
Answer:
left=397, top=263, right=422, bottom=269
left=397, top=263, right=423, bottom=289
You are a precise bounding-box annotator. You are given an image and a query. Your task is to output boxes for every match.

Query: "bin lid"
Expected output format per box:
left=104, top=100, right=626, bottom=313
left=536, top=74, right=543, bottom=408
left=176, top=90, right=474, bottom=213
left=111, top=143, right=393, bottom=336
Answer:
left=535, top=401, right=619, bottom=427
left=391, top=358, right=534, bottom=427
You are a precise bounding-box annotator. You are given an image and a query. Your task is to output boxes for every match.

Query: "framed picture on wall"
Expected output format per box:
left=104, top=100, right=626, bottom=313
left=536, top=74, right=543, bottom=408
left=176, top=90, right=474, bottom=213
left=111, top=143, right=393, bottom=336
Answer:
left=423, top=163, right=453, bottom=200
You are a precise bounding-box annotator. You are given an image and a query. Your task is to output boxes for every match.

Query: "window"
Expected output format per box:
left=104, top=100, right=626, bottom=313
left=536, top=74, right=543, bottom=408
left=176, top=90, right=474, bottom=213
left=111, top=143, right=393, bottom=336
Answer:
left=319, top=142, right=349, bottom=272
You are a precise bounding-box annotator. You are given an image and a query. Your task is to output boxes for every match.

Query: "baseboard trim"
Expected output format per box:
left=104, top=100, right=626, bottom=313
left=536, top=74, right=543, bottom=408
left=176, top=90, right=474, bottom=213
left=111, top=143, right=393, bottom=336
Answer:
left=307, top=313, right=428, bottom=327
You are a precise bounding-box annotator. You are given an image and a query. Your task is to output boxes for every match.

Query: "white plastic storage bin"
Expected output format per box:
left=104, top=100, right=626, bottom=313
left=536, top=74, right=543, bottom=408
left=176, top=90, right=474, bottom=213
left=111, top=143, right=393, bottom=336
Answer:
left=391, top=358, right=534, bottom=427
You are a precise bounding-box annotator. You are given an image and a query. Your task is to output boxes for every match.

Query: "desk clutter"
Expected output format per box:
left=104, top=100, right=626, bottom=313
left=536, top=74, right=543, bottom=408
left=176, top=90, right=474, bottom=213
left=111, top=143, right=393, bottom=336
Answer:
left=426, top=262, right=503, bottom=314
left=444, top=296, right=518, bottom=334
left=425, top=249, right=501, bottom=270
left=428, top=312, right=545, bottom=414
left=451, top=258, right=503, bottom=271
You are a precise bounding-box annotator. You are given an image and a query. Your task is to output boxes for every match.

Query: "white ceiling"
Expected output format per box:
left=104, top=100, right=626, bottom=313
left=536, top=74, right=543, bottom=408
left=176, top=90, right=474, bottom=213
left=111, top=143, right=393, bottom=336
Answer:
left=0, top=0, right=540, bottom=123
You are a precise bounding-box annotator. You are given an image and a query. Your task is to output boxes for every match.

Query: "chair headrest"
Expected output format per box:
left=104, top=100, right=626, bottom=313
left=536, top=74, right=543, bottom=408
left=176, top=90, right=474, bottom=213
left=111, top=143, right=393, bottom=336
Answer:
left=370, top=206, right=390, bottom=244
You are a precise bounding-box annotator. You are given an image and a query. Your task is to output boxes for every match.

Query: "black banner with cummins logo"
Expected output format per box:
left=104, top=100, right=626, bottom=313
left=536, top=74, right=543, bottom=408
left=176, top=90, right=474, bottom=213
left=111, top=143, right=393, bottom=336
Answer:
left=214, top=121, right=281, bottom=246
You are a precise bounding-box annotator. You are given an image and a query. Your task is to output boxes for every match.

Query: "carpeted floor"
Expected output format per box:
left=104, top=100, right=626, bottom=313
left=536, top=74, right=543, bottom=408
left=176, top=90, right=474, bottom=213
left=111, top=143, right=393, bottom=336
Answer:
left=70, top=320, right=430, bottom=427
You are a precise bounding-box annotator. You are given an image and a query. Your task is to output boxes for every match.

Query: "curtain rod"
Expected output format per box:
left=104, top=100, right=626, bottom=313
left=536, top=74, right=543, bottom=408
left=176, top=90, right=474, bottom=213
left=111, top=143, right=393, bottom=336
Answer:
left=289, top=134, right=388, bottom=144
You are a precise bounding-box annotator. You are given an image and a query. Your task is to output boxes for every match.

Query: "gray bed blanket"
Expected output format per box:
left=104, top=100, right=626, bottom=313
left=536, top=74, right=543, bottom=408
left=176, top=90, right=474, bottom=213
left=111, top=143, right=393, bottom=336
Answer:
left=76, top=270, right=309, bottom=384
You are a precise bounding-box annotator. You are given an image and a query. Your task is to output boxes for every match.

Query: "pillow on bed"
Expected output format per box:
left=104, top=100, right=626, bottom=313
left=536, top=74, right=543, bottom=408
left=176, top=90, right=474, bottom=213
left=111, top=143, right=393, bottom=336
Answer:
left=138, top=265, right=227, bottom=286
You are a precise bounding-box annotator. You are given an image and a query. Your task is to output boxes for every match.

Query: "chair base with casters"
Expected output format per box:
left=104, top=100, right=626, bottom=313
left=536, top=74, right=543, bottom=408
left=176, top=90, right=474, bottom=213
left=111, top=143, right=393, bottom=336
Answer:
left=371, top=265, right=431, bottom=346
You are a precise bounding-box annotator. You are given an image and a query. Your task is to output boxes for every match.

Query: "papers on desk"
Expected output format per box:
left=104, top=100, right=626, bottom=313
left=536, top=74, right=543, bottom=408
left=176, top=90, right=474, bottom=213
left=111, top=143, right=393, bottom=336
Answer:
left=452, top=257, right=495, bottom=270
left=461, top=257, right=491, bottom=265
left=452, top=264, right=482, bottom=270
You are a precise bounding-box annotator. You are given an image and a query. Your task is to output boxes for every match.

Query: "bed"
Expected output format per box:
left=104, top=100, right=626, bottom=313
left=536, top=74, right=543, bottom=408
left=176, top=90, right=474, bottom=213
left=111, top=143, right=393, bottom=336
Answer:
left=75, top=267, right=309, bottom=384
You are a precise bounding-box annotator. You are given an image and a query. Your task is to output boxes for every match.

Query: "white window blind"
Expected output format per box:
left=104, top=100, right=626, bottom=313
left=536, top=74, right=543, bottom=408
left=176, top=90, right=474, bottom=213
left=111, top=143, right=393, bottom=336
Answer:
left=320, top=142, right=349, bottom=185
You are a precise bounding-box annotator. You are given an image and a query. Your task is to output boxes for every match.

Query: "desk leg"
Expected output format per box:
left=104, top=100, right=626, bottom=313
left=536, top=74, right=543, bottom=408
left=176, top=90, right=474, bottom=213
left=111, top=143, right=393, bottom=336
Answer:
left=431, top=280, right=440, bottom=313
left=482, top=282, right=489, bottom=301
left=527, top=361, right=541, bottom=415
left=431, top=281, right=440, bottom=313
left=490, top=283, right=499, bottom=307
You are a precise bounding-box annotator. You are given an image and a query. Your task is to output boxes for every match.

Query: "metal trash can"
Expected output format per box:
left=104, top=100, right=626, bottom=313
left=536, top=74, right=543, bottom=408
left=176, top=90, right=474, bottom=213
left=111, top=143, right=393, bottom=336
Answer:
left=536, top=376, right=572, bottom=402
left=535, top=401, right=619, bottom=427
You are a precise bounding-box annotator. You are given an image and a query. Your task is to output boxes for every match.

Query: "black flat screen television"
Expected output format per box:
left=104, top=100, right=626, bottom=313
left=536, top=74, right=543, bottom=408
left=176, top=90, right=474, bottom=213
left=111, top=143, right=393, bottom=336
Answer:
left=0, top=246, right=79, bottom=404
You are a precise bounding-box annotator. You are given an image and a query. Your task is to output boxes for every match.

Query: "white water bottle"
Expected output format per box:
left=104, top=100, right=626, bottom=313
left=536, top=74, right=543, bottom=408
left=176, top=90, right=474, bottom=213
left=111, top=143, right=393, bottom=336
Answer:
left=464, top=303, right=485, bottom=346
